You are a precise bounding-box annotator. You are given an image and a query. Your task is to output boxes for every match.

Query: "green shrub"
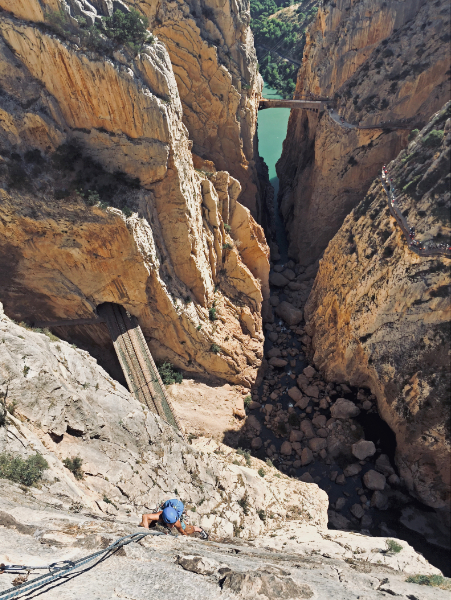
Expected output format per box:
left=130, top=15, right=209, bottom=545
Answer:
left=86, top=190, right=100, bottom=206
left=408, top=128, right=420, bottom=141
left=237, top=495, right=250, bottom=515
left=43, top=328, right=59, bottom=342
left=224, top=224, right=232, bottom=233
left=244, top=395, right=252, bottom=409
left=405, top=574, right=451, bottom=590
left=103, top=495, right=118, bottom=509
left=122, top=206, right=132, bottom=218
left=222, top=242, right=233, bottom=250
left=208, top=305, right=217, bottom=321
left=422, top=129, right=444, bottom=147
left=258, top=468, right=265, bottom=477
left=265, top=458, right=274, bottom=468
left=386, top=539, right=403, bottom=554
left=103, top=9, right=152, bottom=50
left=157, top=361, right=183, bottom=385
left=210, top=343, right=220, bottom=354
left=237, top=448, right=251, bottom=467
left=0, top=452, right=49, bottom=486
left=62, top=456, right=84, bottom=480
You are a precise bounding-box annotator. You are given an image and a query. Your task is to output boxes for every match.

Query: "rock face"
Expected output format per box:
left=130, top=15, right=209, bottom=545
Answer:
left=0, top=0, right=269, bottom=385
left=305, top=106, right=451, bottom=513
left=138, top=0, right=262, bottom=215
left=277, top=0, right=450, bottom=265
left=0, top=304, right=327, bottom=537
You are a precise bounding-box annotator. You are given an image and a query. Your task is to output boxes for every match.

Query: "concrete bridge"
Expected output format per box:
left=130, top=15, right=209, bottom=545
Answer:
left=258, top=99, right=328, bottom=113
left=34, top=304, right=183, bottom=434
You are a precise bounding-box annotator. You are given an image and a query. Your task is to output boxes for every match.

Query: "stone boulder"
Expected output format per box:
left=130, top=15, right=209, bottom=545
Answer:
left=275, top=301, right=303, bottom=326
left=375, top=454, right=395, bottom=477
left=251, top=437, right=262, bottom=450
left=269, top=272, right=289, bottom=287
left=289, top=430, right=303, bottom=443
left=371, top=490, right=389, bottom=510
left=350, top=504, right=365, bottom=519
left=312, top=414, right=327, bottom=428
left=363, top=470, right=386, bottom=491
left=300, top=419, right=316, bottom=439
left=330, top=398, right=360, bottom=419
left=280, top=441, right=293, bottom=455
left=268, top=357, right=288, bottom=368
left=267, top=347, right=282, bottom=358
left=245, top=414, right=262, bottom=435
left=303, top=365, right=316, bottom=378
left=328, top=510, right=352, bottom=530
left=177, top=555, right=219, bottom=575
left=309, top=438, right=327, bottom=452
left=287, top=386, right=303, bottom=403
left=343, top=463, right=362, bottom=477
left=301, top=447, right=314, bottom=466
left=352, top=439, right=376, bottom=460
left=281, top=268, right=296, bottom=280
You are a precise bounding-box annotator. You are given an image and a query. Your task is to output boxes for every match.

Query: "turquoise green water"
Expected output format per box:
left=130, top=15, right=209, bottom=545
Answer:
left=258, top=82, right=290, bottom=258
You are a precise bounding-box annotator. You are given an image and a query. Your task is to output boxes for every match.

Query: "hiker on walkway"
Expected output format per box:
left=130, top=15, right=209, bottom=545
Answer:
left=139, top=498, right=208, bottom=539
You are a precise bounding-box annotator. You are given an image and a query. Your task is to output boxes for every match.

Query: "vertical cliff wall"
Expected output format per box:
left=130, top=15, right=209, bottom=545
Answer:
left=304, top=104, right=451, bottom=513
left=277, top=0, right=450, bottom=265
left=0, top=0, right=269, bottom=385
left=129, top=0, right=262, bottom=215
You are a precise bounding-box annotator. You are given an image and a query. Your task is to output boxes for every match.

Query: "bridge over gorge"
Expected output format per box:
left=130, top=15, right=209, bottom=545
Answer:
left=258, top=99, right=328, bottom=113
left=33, top=304, right=183, bottom=435
left=258, top=98, right=423, bottom=131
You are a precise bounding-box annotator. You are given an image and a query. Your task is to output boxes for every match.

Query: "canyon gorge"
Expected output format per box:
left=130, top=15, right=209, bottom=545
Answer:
left=0, top=0, right=450, bottom=598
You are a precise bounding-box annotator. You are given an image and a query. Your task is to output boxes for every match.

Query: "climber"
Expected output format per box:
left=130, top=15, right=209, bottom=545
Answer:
left=139, top=498, right=208, bottom=539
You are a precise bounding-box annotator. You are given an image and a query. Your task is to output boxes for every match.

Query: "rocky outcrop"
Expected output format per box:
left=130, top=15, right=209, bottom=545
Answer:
left=0, top=305, right=444, bottom=599
left=277, top=0, right=450, bottom=265
left=0, top=1, right=269, bottom=385
left=0, top=303, right=326, bottom=536
left=304, top=105, right=451, bottom=514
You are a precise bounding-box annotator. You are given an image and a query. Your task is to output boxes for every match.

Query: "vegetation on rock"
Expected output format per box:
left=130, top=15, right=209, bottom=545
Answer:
left=0, top=453, right=49, bottom=486
left=45, top=8, right=153, bottom=57
left=157, top=362, right=183, bottom=385
left=62, top=456, right=84, bottom=480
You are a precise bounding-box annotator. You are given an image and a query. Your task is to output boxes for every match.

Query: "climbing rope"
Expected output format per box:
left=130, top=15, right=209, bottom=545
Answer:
left=0, top=530, right=164, bottom=600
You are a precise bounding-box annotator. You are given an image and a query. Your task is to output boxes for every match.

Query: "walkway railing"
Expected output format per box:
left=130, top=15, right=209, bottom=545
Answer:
left=379, top=174, right=451, bottom=258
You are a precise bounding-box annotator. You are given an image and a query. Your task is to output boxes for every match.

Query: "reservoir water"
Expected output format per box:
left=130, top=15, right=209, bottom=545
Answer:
left=257, top=82, right=290, bottom=259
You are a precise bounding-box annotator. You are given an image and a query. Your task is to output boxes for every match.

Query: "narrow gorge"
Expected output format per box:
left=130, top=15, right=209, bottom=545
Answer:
left=0, top=1, right=449, bottom=598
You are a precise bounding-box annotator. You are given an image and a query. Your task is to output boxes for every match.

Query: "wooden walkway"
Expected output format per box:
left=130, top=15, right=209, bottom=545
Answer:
left=97, top=304, right=183, bottom=434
